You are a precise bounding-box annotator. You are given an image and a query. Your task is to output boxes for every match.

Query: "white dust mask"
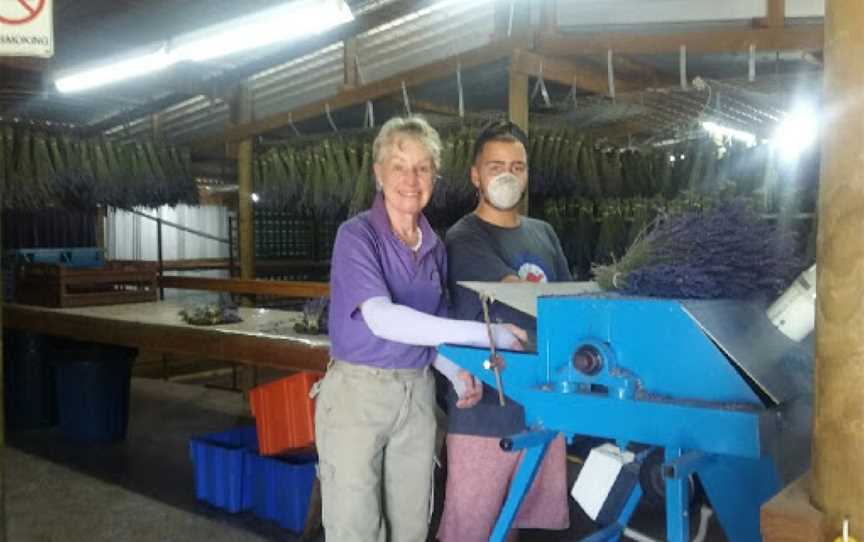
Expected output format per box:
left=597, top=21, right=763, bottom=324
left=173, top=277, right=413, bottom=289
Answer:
left=486, top=172, right=525, bottom=210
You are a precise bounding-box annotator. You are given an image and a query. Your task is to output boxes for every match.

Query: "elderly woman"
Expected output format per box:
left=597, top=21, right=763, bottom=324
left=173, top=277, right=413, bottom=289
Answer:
left=316, top=115, right=524, bottom=542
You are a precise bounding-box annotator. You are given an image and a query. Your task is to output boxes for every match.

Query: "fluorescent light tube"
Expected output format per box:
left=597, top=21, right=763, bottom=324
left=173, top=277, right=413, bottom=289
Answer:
left=55, top=0, right=353, bottom=93
left=56, top=48, right=172, bottom=93
left=170, top=0, right=354, bottom=62
left=702, top=121, right=757, bottom=147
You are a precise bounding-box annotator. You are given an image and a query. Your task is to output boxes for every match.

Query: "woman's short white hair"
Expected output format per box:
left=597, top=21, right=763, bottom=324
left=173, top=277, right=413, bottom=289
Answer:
left=372, top=115, right=442, bottom=171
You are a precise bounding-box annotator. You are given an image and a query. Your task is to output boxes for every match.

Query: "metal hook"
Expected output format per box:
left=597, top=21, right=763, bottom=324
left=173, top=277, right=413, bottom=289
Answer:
left=365, top=100, right=375, bottom=128
left=680, top=45, right=688, bottom=90
left=531, top=59, right=552, bottom=107
left=748, top=44, right=756, bottom=83
left=401, top=81, right=412, bottom=116
left=457, top=61, right=465, bottom=119
left=354, top=53, right=366, bottom=86
left=288, top=112, right=301, bottom=137
left=567, top=74, right=579, bottom=110
left=325, top=103, right=339, bottom=133
left=607, top=49, right=616, bottom=101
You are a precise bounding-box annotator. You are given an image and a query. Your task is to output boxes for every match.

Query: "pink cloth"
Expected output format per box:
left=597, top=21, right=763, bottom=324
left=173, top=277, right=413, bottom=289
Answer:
left=437, top=433, right=570, bottom=542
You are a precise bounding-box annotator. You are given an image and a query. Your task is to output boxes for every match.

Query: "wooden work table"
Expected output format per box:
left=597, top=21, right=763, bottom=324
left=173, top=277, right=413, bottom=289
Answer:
left=3, top=301, right=330, bottom=372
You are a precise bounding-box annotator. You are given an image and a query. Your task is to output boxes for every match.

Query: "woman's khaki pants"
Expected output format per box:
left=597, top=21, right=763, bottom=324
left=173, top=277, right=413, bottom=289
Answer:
left=315, top=360, right=436, bottom=542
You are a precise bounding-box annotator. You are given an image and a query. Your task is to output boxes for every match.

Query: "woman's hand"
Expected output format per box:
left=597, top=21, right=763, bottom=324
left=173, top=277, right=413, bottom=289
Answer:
left=491, top=323, right=527, bottom=351
left=454, top=370, right=483, bottom=408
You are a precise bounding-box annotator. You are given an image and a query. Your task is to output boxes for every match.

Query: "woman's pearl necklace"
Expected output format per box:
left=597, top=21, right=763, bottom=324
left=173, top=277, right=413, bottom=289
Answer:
left=394, top=227, right=422, bottom=252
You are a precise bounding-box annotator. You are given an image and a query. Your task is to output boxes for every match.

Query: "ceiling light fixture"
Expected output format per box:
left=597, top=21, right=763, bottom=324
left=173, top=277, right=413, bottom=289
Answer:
left=772, top=104, right=818, bottom=162
left=170, top=0, right=353, bottom=62
left=702, top=121, right=757, bottom=147
left=56, top=47, right=172, bottom=93
left=56, top=0, right=353, bottom=93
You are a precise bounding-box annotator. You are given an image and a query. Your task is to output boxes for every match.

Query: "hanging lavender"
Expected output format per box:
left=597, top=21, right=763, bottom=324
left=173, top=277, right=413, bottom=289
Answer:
left=593, top=200, right=803, bottom=300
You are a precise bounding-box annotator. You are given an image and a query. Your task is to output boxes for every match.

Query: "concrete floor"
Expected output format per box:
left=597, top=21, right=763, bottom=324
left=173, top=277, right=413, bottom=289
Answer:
left=6, top=378, right=297, bottom=542
left=3, top=377, right=728, bottom=541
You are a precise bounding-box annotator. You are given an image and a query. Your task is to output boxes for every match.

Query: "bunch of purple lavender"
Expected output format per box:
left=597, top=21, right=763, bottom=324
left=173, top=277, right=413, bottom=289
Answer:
left=593, top=200, right=803, bottom=300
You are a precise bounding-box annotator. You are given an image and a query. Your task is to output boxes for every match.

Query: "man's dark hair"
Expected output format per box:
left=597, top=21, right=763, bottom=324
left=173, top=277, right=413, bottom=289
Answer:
left=471, top=119, right=529, bottom=165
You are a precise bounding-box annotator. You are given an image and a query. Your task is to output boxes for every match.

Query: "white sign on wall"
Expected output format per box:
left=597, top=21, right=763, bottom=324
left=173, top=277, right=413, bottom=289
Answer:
left=0, top=0, right=53, bottom=58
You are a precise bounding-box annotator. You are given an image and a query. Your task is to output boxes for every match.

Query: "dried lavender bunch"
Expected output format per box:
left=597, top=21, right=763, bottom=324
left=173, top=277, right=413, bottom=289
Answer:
left=178, top=294, right=241, bottom=326
left=593, top=200, right=803, bottom=300
left=294, top=297, right=329, bottom=335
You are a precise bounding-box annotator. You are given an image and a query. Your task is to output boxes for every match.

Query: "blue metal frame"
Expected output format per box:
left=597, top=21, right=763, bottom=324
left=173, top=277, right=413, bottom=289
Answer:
left=581, top=483, right=643, bottom=542
left=438, top=296, right=785, bottom=542
left=488, top=430, right=557, bottom=542
left=438, top=344, right=770, bottom=459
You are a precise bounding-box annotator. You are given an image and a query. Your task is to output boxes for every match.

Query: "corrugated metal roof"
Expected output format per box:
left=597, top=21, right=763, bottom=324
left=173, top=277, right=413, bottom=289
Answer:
left=1, top=0, right=825, bottom=147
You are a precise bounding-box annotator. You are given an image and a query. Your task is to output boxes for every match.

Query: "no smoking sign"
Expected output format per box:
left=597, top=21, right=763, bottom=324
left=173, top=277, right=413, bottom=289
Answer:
left=1, top=0, right=53, bottom=58
left=0, top=0, right=46, bottom=25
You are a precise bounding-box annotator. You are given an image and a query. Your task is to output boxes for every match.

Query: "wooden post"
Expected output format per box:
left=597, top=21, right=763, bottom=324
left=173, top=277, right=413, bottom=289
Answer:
left=812, top=0, right=864, bottom=537
left=95, top=206, right=106, bottom=251
left=508, top=66, right=529, bottom=215
left=494, top=0, right=532, bottom=41
left=0, top=187, right=5, bottom=542
left=232, top=84, right=255, bottom=284
left=343, top=38, right=359, bottom=89
left=767, top=0, right=786, bottom=26
left=756, top=0, right=785, bottom=28
left=539, top=0, right=557, bottom=34
left=151, top=112, right=163, bottom=140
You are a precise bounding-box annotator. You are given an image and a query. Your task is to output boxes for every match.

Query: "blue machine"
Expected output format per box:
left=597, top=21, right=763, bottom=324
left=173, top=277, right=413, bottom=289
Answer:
left=439, top=293, right=812, bottom=542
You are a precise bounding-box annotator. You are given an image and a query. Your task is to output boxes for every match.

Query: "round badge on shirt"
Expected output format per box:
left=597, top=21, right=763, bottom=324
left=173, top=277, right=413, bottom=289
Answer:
left=517, top=262, right=548, bottom=283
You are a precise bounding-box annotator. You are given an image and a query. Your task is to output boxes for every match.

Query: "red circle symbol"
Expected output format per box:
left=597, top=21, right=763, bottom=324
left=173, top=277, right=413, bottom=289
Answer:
left=0, top=0, right=46, bottom=25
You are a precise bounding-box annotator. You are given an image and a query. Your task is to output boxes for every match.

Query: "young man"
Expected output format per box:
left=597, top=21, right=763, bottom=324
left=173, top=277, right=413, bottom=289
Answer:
left=437, top=121, right=572, bottom=542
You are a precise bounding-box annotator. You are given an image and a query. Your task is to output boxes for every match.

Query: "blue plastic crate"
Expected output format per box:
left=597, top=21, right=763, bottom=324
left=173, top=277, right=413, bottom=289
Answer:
left=3, top=331, right=56, bottom=430
left=3, top=268, right=13, bottom=302
left=5, top=247, right=104, bottom=268
left=189, top=427, right=258, bottom=513
left=52, top=345, right=135, bottom=442
left=248, top=450, right=317, bottom=533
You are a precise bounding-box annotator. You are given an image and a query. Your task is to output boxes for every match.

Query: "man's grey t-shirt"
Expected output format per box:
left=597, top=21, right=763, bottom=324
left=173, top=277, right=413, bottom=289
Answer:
left=444, top=213, right=571, bottom=437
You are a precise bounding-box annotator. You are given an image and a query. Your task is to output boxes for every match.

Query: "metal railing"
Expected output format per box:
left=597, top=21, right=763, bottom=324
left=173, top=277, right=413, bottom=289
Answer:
left=117, top=207, right=232, bottom=300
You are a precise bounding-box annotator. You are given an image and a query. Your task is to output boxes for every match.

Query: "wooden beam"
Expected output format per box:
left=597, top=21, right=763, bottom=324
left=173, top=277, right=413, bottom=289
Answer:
left=3, top=304, right=329, bottom=373
left=494, top=0, right=531, bottom=41
left=95, top=207, right=107, bottom=250
left=510, top=49, right=647, bottom=96
left=195, top=40, right=520, bottom=147
left=508, top=67, right=529, bottom=214
left=761, top=475, right=828, bottom=542
left=0, top=57, right=46, bottom=72
left=231, top=84, right=255, bottom=285
left=159, top=276, right=329, bottom=298
left=151, top=112, right=164, bottom=140
left=85, top=0, right=436, bottom=137
left=343, top=38, right=359, bottom=89
left=612, top=54, right=674, bottom=87
left=385, top=96, right=461, bottom=117
left=160, top=258, right=330, bottom=272
left=756, top=0, right=786, bottom=28
left=0, top=181, right=5, bottom=542
left=508, top=70, right=529, bottom=134
left=812, top=0, right=864, bottom=534
left=539, top=0, right=557, bottom=33
left=536, top=24, right=823, bottom=56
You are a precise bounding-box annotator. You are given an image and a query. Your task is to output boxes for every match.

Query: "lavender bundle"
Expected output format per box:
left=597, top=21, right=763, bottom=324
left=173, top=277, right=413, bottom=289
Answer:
left=593, top=200, right=803, bottom=300
left=294, top=297, right=329, bottom=335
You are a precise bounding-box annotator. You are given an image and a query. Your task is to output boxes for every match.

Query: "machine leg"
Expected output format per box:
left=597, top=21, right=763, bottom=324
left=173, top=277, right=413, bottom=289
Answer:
left=577, top=462, right=643, bottom=542
left=664, top=447, right=690, bottom=542
left=489, top=430, right=558, bottom=542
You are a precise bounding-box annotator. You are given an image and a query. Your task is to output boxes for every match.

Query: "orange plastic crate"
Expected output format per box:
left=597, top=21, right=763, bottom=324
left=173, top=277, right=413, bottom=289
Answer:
left=249, top=372, right=322, bottom=456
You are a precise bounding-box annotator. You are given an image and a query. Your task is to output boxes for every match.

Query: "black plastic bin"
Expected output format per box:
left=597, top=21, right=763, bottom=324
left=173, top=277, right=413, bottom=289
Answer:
left=51, top=341, right=136, bottom=442
left=3, top=331, right=56, bottom=430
